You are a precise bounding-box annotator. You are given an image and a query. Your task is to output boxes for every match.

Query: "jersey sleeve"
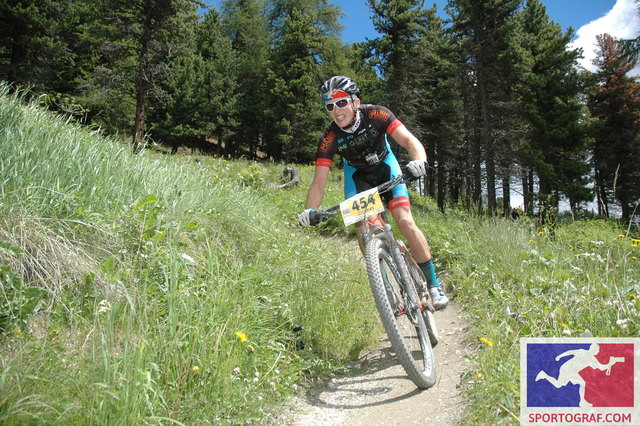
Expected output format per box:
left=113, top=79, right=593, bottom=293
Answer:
left=364, top=105, right=403, bottom=136
left=315, top=126, right=338, bottom=168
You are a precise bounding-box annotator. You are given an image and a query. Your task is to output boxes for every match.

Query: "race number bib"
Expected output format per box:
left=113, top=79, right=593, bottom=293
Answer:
left=339, top=188, right=385, bottom=226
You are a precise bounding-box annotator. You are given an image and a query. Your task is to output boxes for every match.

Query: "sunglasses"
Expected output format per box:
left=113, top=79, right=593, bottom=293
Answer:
left=324, top=98, right=351, bottom=112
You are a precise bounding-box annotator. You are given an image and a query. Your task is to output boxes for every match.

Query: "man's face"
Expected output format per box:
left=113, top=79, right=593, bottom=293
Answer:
left=323, top=90, right=360, bottom=128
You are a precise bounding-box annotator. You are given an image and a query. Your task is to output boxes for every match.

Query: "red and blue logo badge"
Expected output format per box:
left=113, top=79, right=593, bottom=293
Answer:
left=521, top=338, right=639, bottom=425
left=322, top=89, right=350, bottom=103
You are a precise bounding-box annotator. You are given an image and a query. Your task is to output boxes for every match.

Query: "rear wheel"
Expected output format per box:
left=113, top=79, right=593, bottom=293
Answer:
left=365, top=237, right=436, bottom=389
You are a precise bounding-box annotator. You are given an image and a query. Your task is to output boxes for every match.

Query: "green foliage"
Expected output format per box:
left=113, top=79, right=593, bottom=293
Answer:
left=0, top=0, right=70, bottom=91
left=0, top=241, right=45, bottom=333
left=412, top=205, right=640, bottom=424
left=265, top=0, right=344, bottom=162
left=517, top=0, right=592, bottom=212
left=0, top=81, right=377, bottom=424
left=149, top=8, right=239, bottom=152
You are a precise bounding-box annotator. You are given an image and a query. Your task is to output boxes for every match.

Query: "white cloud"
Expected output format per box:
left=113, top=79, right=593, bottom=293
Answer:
left=569, top=0, right=640, bottom=72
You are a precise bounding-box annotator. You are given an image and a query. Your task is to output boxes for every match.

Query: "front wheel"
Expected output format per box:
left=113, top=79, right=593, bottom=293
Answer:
left=365, top=237, right=436, bottom=389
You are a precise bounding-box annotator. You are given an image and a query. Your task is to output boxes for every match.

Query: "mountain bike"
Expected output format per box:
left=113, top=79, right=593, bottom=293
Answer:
left=310, top=174, right=439, bottom=389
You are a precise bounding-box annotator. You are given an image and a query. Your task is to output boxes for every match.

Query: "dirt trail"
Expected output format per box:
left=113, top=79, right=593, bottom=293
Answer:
left=274, top=301, right=471, bottom=425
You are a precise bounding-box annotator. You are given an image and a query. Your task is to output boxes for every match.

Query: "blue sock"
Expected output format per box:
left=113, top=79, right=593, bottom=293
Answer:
left=418, top=259, right=441, bottom=289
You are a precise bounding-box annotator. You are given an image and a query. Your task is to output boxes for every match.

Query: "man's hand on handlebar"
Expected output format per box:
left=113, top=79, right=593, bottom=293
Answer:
left=406, top=160, right=429, bottom=179
left=298, top=208, right=318, bottom=227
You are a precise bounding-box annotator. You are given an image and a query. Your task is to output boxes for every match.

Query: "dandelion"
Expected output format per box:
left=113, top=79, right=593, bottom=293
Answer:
left=618, top=234, right=626, bottom=238
left=480, top=337, right=493, bottom=347
left=629, top=294, right=637, bottom=300
left=538, top=231, right=545, bottom=236
left=529, top=239, right=535, bottom=244
left=247, top=345, right=255, bottom=352
left=192, top=366, right=200, bottom=372
left=631, top=238, right=640, bottom=243
left=561, top=323, right=568, bottom=329
left=474, top=372, right=483, bottom=379
left=236, top=332, right=247, bottom=342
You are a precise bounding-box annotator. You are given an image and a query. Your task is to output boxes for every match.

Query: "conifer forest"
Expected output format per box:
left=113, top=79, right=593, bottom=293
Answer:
left=2, top=0, right=639, bottom=219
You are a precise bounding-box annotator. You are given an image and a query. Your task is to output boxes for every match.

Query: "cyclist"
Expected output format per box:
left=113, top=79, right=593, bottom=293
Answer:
left=298, top=75, right=449, bottom=310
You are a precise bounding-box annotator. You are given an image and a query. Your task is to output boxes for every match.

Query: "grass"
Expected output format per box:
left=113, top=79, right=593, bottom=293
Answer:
left=1, top=82, right=638, bottom=424
left=0, top=84, right=378, bottom=424
left=410, top=202, right=640, bottom=424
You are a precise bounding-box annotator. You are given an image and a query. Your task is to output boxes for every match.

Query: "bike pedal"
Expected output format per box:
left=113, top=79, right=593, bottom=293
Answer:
left=394, top=308, right=406, bottom=317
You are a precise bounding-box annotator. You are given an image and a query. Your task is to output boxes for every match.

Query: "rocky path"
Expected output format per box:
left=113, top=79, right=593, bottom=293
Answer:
left=275, top=301, right=471, bottom=425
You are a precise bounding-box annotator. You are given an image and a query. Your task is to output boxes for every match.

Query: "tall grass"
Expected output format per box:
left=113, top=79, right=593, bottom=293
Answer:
left=0, top=84, right=378, bottom=424
left=409, top=197, right=639, bottom=424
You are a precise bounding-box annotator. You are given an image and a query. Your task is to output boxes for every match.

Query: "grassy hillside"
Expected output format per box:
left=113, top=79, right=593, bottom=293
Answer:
left=0, top=84, right=378, bottom=424
left=1, top=83, right=639, bottom=424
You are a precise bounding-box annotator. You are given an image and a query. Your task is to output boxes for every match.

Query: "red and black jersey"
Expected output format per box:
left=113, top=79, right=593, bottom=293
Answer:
left=315, top=104, right=403, bottom=169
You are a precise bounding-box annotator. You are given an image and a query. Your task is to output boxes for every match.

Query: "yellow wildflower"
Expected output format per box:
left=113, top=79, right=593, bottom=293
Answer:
left=236, top=332, right=247, bottom=342
left=631, top=238, right=640, bottom=243
left=247, top=345, right=255, bottom=352
left=475, top=372, right=483, bottom=379
left=561, top=323, right=568, bottom=329
left=480, top=337, right=493, bottom=347
left=619, top=234, right=626, bottom=238
left=192, top=366, right=200, bottom=372
left=538, top=231, right=545, bottom=236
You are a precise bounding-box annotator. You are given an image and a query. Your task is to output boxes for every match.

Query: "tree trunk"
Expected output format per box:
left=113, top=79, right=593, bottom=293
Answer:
left=477, top=65, right=496, bottom=216
left=132, top=0, right=154, bottom=152
left=502, top=176, right=511, bottom=218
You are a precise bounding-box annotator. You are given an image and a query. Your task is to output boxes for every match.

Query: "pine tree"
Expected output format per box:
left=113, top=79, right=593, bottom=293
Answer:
left=75, top=0, right=198, bottom=149
left=366, top=0, right=433, bottom=123
left=588, top=33, right=640, bottom=219
left=0, top=0, right=71, bottom=91
left=447, top=0, right=522, bottom=216
left=265, top=0, right=343, bottom=162
left=221, top=0, right=272, bottom=159
left=148, top=8, right=238, bottom=153
left=517, top=0, right=591, bottom=217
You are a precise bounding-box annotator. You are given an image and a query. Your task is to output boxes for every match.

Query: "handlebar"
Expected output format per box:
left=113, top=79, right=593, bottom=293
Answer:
left=310, top=172, right=416, bottom=225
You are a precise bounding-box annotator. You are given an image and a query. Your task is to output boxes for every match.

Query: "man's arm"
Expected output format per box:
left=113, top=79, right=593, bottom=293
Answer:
left=389, top=124, right=427, bottom=162
left=305, top=165, right=330, bottom=210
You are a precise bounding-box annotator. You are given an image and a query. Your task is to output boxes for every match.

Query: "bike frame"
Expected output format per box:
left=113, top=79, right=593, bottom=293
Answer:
left=315, top=174, right=431, bottom=314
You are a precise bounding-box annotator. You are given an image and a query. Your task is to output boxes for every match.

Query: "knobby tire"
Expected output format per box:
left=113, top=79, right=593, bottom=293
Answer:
left=365, top=236, right=437, bottom=389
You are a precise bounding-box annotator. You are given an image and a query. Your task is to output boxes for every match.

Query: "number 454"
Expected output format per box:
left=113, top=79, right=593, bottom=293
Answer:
left=353, top=193, right=377, bottom=211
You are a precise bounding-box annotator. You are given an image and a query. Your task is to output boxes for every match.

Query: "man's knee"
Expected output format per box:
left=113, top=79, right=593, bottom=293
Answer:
left=392, top=209, right=416, bottom=232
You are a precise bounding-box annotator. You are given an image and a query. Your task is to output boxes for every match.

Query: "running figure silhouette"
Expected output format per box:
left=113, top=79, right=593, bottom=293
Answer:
left=535, top=344, right=626, bottom=407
